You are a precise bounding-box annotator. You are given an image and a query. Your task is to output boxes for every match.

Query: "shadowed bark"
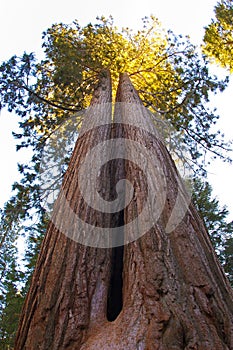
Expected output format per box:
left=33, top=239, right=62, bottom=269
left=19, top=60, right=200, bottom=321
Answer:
left=15, top=72, right=233, bottom=350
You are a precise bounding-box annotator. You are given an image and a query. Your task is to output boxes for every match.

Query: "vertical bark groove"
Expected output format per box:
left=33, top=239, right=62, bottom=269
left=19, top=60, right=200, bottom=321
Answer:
left=107, top=244, right=124, bottom=322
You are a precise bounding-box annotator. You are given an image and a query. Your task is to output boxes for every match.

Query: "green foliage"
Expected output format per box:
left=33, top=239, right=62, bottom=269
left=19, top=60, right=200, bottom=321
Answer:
left=0, top=262, right=25, bottom=349
left=22, top=216, right=48, bottom=290
left=0, top=211, right=25, bottom=349
left=0, top=17, right=230, bottom=163
left=0, top=16, right=230, bottom=254
left=0, top=208, right=47, bottom=348
left=203, top=0, right=233, bottom=72
left=192, top=179, right=233, bottom=285
left=223, top=236, right=233, bottom=285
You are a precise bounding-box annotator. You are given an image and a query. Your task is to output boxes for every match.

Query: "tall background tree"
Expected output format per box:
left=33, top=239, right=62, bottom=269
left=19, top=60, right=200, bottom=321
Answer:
left=0, top=15, right=232, bottom=348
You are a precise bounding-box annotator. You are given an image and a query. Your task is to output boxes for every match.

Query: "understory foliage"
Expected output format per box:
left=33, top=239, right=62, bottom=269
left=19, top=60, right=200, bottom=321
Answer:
left=203, top=0, right=233, bottom=72
left=192, top=179, right=233, bottom=285
left=0, top=210, right=25, bottom=349
left=0, top=16, right=232, bottom=348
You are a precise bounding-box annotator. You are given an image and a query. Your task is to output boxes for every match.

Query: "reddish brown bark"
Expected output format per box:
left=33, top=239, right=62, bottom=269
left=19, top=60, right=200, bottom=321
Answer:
left=15, top=70, right=114, bottom=349
left=79, top=73, right=233, bottom=350
left=15, top=72, right=233, bottom=350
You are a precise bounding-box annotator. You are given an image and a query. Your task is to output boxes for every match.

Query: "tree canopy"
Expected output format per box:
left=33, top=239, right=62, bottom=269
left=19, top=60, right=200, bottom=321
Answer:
left=0, top=16, right=230, bottom=162
left=0, top=16, right=231, bottom=256
left=203, top=0, right=233, bottom=72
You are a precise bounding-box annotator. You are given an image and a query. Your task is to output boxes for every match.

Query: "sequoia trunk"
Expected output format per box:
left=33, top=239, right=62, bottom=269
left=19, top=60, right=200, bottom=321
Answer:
left=15, top=72, right=233, bottom=350
left=15, top=70, right=114, bottom=349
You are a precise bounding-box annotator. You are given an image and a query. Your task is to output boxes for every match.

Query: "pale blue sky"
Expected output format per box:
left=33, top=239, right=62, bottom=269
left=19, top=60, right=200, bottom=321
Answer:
left=0, top=0, right=232, bottom=216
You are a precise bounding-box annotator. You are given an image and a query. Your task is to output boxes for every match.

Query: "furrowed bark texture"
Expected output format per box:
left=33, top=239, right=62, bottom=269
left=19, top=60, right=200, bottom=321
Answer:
left=79, top=74, right=233, bottom=350
left=15, top=70, right=114, bottom=349
left=15, top=72, right=233, bottom=350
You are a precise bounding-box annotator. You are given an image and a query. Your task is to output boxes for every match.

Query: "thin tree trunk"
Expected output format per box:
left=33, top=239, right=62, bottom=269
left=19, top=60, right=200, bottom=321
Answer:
left=15, top=72, right=233, bottom=350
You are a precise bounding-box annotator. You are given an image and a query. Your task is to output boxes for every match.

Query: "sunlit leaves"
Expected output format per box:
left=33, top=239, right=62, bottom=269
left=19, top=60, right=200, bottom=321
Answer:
left=203, top=0, right=233, bottom=72
left=0, top=16, right=230, bottom=166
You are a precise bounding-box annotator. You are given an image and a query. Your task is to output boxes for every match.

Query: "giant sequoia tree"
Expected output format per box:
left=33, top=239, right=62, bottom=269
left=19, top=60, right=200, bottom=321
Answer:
left=14, top=71, right=233, bottom=349
left=0, top=16, right=232, bottom=348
